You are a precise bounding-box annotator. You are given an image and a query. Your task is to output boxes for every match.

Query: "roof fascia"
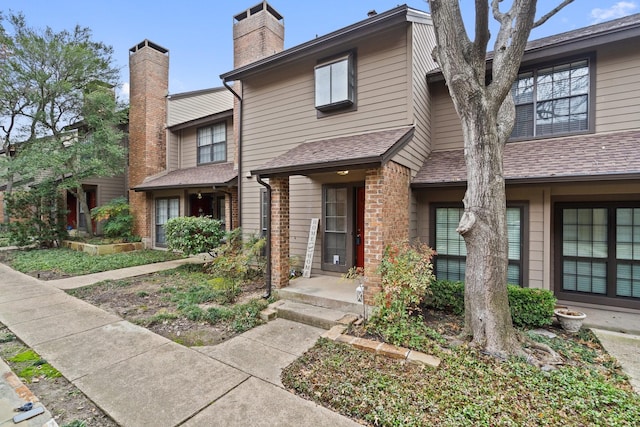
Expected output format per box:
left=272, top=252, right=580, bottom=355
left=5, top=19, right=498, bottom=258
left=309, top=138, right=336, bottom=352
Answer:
left=168, top=110, right=233, bottom=131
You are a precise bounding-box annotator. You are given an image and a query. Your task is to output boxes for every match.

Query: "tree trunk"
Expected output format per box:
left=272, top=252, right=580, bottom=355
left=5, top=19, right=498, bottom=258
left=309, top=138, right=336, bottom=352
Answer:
left=75, top=186, right=94, bottom=237
left=457, top=105, right=521, bottom=358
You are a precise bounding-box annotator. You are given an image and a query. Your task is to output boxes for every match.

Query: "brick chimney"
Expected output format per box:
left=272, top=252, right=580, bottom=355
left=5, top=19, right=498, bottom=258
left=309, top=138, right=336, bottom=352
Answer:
left=128, top=40, right=169, bottom=243
left=233, top=2, right=284, bottom=68
left=231, top=3, right=284, bottom=171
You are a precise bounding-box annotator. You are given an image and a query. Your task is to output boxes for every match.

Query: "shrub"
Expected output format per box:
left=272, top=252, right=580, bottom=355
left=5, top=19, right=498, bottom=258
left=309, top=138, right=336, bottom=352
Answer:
left=508, top=285, right=556, bottom=328
left=367, top=241, right=436, bottom=346
left=205, top=228, right=266, bottom=303
left=376, top=241, right=436, bottom=316
left=5, top=185, right=67, bottom=247
left=426, top=280, right=556, bottom=329
left=90, top=197, right=136, bottom=241
left=165, top=216, right=224, bottom=256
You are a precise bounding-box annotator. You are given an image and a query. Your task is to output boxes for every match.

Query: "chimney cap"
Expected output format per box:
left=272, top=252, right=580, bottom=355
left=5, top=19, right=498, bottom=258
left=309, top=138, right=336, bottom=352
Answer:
left=367, top=10, right=377, bottom=17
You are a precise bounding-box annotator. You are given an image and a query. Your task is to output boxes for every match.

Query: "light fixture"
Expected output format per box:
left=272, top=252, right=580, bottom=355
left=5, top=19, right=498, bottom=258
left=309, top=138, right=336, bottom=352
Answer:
left=336, top=170, right=349, bottom=176
left=197, top=192, right=202, bottom=199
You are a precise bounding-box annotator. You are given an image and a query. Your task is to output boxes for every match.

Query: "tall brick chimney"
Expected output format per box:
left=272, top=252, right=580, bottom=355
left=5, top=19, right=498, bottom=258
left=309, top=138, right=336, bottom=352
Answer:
left=128, top=40, right=169, bottom=243
left=231, top=2, right=284, bottom=172
left=233, top=2, right=284, bottom=69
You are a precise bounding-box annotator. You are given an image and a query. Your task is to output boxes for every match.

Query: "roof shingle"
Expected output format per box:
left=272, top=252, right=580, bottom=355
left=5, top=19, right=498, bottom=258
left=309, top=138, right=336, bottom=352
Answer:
left=413, top=130, right=640, bottom=186
left=133, top=162, right=237, bottom=191
left=251, top=127, right=414, bottom=177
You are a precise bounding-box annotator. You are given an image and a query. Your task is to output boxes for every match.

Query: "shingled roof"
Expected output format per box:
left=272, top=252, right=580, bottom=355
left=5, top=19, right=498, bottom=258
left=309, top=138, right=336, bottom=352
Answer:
left=133, top=162, right=237, bottom=191
left=412, top=130, right=640, bottom=187
left=250, top=126, right=414, bottom=177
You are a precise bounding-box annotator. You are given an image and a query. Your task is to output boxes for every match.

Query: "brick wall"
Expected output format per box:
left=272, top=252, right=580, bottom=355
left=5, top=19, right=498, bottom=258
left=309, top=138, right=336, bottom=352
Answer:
left=270, top=177, right=289, bottom=288
left=128, top=41, right=169, bottom=240
left=363, top=161, right=411, bottom=305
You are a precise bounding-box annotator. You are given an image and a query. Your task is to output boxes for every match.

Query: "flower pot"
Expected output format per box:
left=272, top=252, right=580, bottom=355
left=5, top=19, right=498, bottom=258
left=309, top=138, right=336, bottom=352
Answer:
left=554, top=309, right=586, bottom=333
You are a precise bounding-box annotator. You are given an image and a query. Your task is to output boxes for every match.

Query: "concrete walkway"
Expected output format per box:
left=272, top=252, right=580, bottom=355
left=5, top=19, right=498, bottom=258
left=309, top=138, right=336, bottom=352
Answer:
left=0, top=263, right=361, bottom=426
left=1, top=255, right=639, bottom=425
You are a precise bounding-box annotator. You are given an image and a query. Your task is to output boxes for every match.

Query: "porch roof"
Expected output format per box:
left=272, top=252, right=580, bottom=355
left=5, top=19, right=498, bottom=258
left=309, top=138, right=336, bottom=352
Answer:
left=412, top=129, right=640, bottom=187
left=133, top=162, right=237, bottom=191
left=250, top=126, right=415, bottom=178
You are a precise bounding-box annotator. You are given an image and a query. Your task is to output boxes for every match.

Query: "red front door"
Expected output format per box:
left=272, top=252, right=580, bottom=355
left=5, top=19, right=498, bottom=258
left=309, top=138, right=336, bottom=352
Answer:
left=355, top=187, right=365, bottom=269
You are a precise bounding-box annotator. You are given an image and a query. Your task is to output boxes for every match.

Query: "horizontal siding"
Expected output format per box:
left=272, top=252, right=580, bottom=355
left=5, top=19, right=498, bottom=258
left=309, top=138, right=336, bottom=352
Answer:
left=595, top=41, right=640, bottom=132
left=431, top=82, right=464, bottom=151
left=178, top=118, right=233, bottom=169
left=167, top=89, right=233, bottom=127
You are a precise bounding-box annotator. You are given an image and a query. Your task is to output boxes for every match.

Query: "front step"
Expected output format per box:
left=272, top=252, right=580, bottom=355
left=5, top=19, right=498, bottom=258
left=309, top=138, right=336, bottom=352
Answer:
left=269, top=300, right=359, bottom=330
left=277, top=287, right=364, bottom=316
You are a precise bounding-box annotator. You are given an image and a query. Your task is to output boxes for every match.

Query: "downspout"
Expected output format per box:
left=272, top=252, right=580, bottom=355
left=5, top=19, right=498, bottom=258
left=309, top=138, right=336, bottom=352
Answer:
left=223, top=79, right=242, bottom=227
left=255, top=174, right=272, bottom=299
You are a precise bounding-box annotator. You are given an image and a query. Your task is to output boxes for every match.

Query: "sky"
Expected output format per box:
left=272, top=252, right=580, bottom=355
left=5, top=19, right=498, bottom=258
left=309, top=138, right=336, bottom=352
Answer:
left=4, top=1, right=639, bottom=101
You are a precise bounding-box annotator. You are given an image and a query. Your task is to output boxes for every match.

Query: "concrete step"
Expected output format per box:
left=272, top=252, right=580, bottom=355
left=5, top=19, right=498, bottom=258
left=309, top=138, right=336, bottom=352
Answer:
left=269, top=300, right=359, bottom=330
left=276, top=287, right=364, bottom=316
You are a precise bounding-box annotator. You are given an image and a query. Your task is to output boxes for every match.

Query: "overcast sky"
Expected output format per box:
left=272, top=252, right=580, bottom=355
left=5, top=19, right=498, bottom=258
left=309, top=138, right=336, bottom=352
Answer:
left=4, top=1, right=638, bottom=101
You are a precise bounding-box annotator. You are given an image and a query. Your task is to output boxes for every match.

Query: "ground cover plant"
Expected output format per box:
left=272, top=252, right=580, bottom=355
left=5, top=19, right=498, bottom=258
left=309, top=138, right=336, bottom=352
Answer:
left=67, top=264, right=270, bottom=346
left=0, top=248, right=183, bottom=279
left=283, top=318, right=640, bottom=427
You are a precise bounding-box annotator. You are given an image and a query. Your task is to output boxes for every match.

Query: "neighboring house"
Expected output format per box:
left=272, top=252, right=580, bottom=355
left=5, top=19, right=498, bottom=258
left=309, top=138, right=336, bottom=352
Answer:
left=413, top=14, right=640, bottom=311
left=131, top=2, right=639, bottom=312
left=0, top=129, right=128, bottom=236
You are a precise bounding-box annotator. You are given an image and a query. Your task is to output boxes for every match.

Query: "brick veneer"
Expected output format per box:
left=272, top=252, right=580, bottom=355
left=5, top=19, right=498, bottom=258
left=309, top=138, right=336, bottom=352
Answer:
left=270, top=177, right=289, bottom=288
left=128, top=42, right=169, bottom=240
left=364, top=161, right=411, bottom=305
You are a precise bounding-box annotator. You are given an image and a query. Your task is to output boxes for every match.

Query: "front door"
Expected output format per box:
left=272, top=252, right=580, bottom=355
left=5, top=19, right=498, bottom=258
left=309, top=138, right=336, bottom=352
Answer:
left=322, top=184, right=364, bottom=273
left=355, top=186, right=365, bottom=269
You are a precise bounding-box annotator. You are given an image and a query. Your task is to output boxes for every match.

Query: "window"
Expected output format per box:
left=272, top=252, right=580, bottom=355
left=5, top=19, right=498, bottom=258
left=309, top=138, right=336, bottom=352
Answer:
left=315, top=53, right=355, bottom=112
left=260, top=190, right=268, bottom=238
left=215, top=195, right=226, bottom=229
left=556, top=204, right=640, bottom=306
left=156, top=197, right=179, bottom=247
left=511, top=58, right=590, bottom=139
left=433, top=206, right=525, bottom=285
left=197, top=122, right=226, bottom=164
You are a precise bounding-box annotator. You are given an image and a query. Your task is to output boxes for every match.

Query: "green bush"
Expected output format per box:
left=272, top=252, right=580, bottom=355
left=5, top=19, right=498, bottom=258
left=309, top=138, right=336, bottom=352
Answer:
left=376, top=241, right=436, bottom=316
left=90, top=197, right=136, bottom=241
left=165, top=216, right=224, bottom=256
left=428, top=280, right=465, bottom=315
left=508, top=285, right=556, bottom=328
left=426, top=280, right=556, bottom=329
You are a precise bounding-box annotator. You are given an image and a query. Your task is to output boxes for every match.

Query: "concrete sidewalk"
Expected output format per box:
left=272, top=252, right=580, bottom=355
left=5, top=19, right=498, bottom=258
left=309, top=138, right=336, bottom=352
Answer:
left=0, top=263, right=361, bottom=426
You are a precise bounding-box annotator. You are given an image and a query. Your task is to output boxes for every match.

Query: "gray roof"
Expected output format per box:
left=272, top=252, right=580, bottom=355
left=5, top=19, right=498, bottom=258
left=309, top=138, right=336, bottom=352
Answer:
left=251, top=126, right=415, bottom=177
left=133, top=162, right=237, bottom=191
left=412, top=130, right=640, bottom=187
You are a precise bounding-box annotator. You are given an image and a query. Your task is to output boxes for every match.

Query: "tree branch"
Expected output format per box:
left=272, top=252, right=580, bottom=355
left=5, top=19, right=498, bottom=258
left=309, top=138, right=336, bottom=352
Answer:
left=534, top=0, right=574, bottom=28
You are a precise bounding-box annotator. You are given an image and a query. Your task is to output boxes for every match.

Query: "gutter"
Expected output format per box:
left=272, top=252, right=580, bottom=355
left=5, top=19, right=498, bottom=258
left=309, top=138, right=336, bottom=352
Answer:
left=223, top=80, right=243, bottom=227
left=255, top=174, right=272, bottom=299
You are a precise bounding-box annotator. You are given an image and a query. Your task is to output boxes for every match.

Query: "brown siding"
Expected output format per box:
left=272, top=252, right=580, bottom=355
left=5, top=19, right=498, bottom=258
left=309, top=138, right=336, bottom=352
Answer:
left=167, top=89, right=233, bottom=127
left=431, top=81, right=464, bottom=151
left=595, top=42, right=640, bottom=132
left=178, top=118, right=234, bottom=169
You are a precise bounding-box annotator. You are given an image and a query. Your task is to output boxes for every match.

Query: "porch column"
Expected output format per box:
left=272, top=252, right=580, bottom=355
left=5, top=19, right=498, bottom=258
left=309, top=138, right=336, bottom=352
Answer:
left=226, top=188, right=239, bottom=231
left=363, top=161, right=410, bottom=305
left=270, top=176, right=290, bottom=288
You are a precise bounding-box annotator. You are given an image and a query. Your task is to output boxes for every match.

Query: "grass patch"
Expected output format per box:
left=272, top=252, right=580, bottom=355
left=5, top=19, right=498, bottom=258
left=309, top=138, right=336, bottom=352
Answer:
left=7, top=349, right=61, bottom=383
left=283, top=337, right=640, bottom=426
left=3, top=248, right=183, bottom=277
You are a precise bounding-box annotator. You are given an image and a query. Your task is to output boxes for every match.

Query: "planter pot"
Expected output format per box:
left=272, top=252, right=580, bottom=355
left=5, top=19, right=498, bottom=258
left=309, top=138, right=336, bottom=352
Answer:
left=554, top=309, right=586, bottom=333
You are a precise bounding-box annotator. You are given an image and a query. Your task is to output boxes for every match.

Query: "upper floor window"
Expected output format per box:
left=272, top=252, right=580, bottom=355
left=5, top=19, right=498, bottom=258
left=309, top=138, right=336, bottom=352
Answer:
left=197, top=122, right=226, bottom=164
left=511, top=58, right=590, bottom=139
left=315, top=53, right=355, bottom=112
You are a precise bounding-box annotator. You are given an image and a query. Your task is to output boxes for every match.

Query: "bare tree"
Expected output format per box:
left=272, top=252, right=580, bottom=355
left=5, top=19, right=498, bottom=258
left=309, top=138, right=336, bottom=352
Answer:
left=427, top=0, right=573, bottom=358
